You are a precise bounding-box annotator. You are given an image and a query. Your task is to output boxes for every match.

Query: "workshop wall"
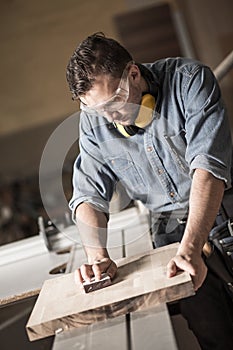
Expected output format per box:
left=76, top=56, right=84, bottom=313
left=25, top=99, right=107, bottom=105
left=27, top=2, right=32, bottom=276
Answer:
left=0, top=0, right=128, bottom=136
left=0, top=0, right=232, bottom=167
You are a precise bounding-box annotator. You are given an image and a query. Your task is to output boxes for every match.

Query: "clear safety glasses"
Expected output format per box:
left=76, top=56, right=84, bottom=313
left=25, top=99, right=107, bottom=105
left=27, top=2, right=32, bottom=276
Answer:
left=80, top=61, right=134, bottom=115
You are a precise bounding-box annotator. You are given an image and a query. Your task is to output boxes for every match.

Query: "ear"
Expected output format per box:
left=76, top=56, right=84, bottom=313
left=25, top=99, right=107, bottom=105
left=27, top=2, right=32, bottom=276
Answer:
left=128, top=64, right=141, bottom=83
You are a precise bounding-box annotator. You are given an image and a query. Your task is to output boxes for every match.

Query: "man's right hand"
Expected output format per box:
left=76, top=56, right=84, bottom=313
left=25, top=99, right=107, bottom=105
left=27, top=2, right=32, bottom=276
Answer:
left=74, top=203, right=117, bottom=288
left=74, top=257, right=117, bottom=289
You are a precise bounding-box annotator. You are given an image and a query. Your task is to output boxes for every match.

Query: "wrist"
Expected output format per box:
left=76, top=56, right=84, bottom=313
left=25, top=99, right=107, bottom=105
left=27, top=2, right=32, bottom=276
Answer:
left=178, top=237, right=205, bottom=258
left=86, top=248, right=110, bottom=264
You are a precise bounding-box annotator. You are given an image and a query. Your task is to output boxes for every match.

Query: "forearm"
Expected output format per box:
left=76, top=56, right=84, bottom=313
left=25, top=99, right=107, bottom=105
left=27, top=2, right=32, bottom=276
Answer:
left=179, top=168, right=225, bottom=256
left=75, top=202, right=109, bottom=263
left=167, top=168, right=225, bottom=289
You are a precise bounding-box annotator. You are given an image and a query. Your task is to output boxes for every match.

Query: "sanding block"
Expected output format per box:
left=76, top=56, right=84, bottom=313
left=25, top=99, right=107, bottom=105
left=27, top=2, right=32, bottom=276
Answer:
left=83, top=273, right=111, bottom=293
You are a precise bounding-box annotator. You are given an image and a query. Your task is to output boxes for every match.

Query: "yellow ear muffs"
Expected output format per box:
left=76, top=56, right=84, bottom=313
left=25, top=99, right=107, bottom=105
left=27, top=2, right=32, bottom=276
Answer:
left=135, top=93, right=156, bottom=128
left=115, top=94, right=156, bottom=137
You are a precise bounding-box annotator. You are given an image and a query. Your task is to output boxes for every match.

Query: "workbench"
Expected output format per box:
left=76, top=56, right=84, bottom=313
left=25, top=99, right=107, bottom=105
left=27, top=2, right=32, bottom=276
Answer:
left=0, top=206, right=200, bottom=350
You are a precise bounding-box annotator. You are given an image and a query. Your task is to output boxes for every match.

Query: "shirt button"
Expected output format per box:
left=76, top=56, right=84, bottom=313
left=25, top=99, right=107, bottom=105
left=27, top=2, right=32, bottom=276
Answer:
left=170, top=191, right=175, bottom=198
left=147, top=146, right=153, bottom=152
left=158, top=169, right=163, bottom=175
left=111, top=160, right=115, bottom=164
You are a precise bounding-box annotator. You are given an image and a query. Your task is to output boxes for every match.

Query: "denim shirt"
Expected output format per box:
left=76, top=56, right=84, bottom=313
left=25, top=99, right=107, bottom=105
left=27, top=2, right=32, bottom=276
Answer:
left=69, top=57, right=232, bottom=218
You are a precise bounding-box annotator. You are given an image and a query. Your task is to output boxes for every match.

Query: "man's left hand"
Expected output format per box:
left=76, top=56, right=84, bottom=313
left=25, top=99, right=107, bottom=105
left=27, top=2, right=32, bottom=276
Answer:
left=167, top=252, right=207, bottom=291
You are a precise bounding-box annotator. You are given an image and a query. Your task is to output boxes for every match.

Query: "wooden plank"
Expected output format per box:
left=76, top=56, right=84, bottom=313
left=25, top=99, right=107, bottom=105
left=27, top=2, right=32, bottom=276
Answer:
left=26, top=243, right=194, bottom=341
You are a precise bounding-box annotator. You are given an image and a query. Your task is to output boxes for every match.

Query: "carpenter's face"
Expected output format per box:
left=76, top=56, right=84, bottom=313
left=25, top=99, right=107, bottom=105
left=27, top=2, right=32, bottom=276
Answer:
left=79, top=63, right=143, bottom=126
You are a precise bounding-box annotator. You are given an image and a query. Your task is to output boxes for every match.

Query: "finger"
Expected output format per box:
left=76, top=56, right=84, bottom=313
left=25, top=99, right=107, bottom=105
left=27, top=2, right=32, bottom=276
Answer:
left=80, top=264, right=94, bottom=282
left=174, top=256, right=196, bottom=275
left=74, top=269, right=85, bottom=290
left=167, top=259, right=177, bottom=277
left=176, top=258, right=196, bottom=276
left=92, top=263, right=102, bottom=281
left=106, top=261, right=117, bottom=279
left=167, top=256, right=196, bottom=278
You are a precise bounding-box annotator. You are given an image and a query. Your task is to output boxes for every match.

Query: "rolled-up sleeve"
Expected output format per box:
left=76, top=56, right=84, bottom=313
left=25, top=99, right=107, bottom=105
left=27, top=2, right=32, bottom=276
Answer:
left=184, top=65, right=232, bottom=188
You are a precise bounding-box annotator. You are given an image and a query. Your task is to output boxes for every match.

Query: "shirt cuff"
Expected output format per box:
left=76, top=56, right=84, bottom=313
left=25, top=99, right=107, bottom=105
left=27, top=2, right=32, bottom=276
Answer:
left=69, top=196, right=110, bottom=223
left=190, top=154, right=231, bottom=189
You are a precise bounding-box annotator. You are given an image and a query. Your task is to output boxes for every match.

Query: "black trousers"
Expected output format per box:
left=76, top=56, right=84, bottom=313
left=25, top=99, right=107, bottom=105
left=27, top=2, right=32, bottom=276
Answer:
left=151, top=214, right=233, bottom=350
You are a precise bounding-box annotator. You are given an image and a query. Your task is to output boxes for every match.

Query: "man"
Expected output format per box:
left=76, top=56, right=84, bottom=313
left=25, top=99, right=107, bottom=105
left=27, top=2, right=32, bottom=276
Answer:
left=66, top=32, right=233, bottom=349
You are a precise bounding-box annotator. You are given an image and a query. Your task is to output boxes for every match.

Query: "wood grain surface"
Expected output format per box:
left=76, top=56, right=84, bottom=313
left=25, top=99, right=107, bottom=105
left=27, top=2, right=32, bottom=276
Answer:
left=26, top=243, right=194, bottom=341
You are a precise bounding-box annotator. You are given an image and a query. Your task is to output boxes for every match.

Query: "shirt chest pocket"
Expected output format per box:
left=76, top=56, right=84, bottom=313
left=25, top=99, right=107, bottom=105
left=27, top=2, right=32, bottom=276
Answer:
left=108, top=152, right=147, bottom=191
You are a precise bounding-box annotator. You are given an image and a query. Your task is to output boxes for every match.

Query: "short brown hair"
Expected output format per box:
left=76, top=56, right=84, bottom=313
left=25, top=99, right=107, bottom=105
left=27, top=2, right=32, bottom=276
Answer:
left=66, top=32, right=133, bottom=99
